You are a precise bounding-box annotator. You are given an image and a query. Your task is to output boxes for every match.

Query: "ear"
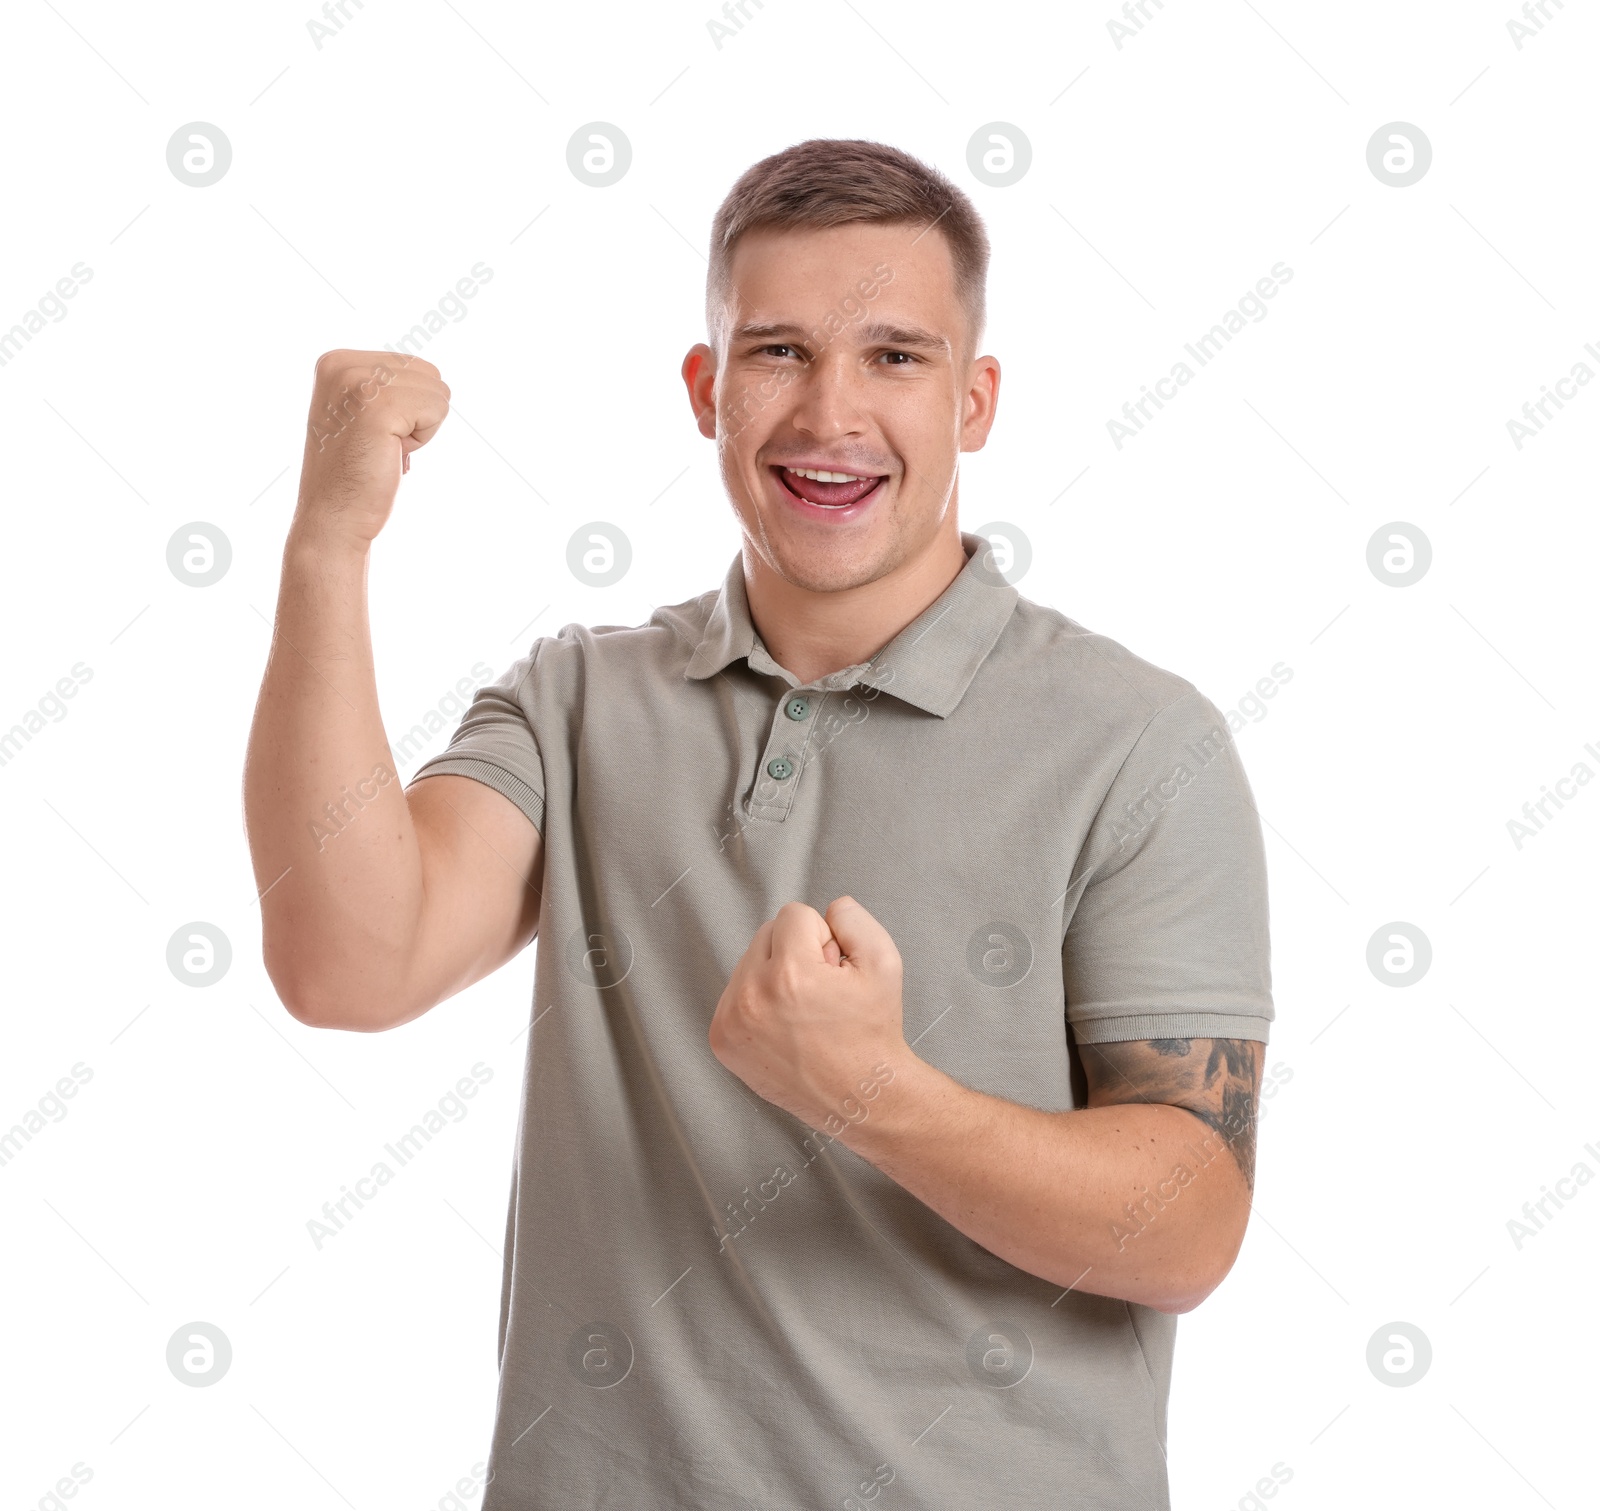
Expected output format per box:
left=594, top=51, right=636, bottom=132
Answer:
left=959, top=354, right=1001, bottom=454
left=682, top=344, right=718, bottom=440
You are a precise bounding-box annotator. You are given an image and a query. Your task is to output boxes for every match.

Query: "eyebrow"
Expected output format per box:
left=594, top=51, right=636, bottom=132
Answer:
left=731, top=320, right=951, bottom=355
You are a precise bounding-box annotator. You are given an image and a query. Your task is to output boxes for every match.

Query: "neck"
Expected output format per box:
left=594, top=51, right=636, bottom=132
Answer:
left=742, top=518, right=969, bottom=686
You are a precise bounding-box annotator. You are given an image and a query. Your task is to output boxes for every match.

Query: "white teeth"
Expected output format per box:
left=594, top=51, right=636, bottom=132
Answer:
left=785, top=466, right=869, bottom=483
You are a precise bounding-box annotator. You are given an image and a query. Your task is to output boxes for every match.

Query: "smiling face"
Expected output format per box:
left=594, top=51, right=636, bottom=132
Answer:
left=683, top=220, right=999, bottom=596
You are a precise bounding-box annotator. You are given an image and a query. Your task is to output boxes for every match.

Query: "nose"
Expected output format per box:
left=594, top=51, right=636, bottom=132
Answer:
left=786, top=349, right=868, bottom=442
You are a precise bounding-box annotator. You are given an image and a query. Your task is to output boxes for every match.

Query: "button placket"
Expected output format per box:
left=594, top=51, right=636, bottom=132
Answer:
left=748, top=686, right=825, bottom=822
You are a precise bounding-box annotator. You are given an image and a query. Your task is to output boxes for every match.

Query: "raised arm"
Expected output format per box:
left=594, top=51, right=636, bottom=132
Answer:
left=243, top=350, right=543, bottom=1032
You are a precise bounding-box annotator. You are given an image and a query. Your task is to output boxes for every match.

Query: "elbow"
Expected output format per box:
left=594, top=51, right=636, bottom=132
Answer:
left=266, top=962, right=359, bottom=1032
left=279, top=989, right=394, bottom=1032
left=263, top=938, right=391, bottom=1032
left=283, top=994, right=331, bottom=1029
left=1153, top=1224, right=1249, bottom=1314
left=267, top=972, right=320, bottom=1029
left=275, top=977, right=336, bottom=1030
left=1147, top=1270, right=1223, bottom=1315
left=263, top=946, right=329, bottom=1029
left=1153, top=1285, right=1214, bottom=1316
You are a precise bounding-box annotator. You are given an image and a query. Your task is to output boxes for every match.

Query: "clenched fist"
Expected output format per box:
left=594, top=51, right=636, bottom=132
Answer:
left=293, top=348, right=451, bottom=548
left=709, top=897, right=912, bottom=1136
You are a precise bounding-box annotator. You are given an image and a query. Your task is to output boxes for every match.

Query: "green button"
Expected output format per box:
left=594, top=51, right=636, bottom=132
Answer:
left=784, top=696, right=811, bottom=721
left=766, top=757, right=794, bottom=781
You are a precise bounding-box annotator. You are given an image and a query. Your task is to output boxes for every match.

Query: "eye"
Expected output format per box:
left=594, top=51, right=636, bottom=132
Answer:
left=879, top=351, right=916, bottom=366
left=757, top=343, right=801, bottom=359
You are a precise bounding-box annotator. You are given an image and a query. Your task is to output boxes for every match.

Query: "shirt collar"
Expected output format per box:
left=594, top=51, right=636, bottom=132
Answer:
left=685, top=532, right=1019, bottom=719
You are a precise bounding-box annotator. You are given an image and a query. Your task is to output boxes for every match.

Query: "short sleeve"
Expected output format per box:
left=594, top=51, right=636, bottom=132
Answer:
left=1063, top=688, right=1273, bottom=1045
left=406, top=642, right=546, bottom=834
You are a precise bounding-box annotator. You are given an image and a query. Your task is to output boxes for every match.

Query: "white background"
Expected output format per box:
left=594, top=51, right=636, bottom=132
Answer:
left=1, top=1, right=1595, bottom=1507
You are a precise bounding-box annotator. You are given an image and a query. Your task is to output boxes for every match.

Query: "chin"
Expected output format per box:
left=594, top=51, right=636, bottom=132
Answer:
left=765, top=533, right=897, bottom=595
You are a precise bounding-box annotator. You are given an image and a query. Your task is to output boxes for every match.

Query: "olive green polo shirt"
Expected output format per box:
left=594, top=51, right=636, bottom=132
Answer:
left=409, top=530, right=1274, bottom=1510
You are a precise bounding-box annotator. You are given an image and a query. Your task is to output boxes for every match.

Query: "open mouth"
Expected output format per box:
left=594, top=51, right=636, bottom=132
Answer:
left=771, top=465, right=888, bottom=511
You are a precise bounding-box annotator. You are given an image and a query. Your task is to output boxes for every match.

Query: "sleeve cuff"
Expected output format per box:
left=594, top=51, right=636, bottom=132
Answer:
left=406, top=756, right=545, bottom=835
left=1070, top=1010, right=1272, bottom=1045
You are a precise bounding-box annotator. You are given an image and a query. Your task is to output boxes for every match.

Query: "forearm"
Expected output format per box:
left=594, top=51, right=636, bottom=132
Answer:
left=837, top=1051, right=1251, bottom=1313
left=242, top=525, right=424, bottom=1025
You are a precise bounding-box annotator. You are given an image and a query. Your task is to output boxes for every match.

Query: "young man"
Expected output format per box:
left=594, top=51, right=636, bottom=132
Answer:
left=245, top=137, right=1274, bottom=1510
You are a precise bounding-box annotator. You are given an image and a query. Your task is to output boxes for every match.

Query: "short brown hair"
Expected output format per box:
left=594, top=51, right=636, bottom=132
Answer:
left=706, top=138, right=990, bottom=362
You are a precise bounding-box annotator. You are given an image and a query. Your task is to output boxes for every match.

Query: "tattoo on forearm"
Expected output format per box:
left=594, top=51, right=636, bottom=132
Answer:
left=1082, top=1037, right=1263, bottom=1192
